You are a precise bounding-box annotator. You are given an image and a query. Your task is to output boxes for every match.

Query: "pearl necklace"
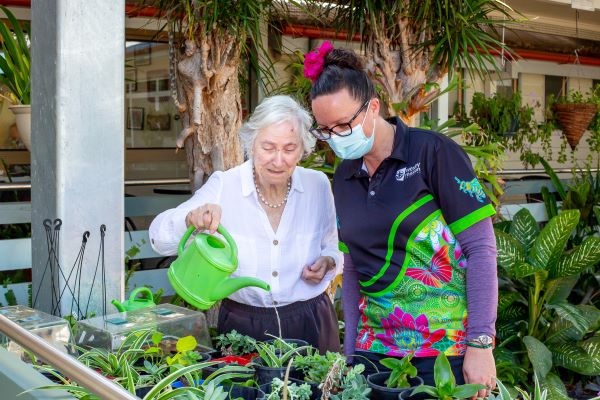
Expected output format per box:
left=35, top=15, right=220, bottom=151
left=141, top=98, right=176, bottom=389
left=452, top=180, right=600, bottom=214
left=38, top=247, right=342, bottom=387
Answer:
left=254, top=170, right=292, bottom=208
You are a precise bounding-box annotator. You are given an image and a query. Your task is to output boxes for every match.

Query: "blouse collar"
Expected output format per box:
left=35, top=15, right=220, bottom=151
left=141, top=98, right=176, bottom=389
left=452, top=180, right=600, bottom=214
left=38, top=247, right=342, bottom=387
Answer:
left=240, top=159, right=305, bottom=197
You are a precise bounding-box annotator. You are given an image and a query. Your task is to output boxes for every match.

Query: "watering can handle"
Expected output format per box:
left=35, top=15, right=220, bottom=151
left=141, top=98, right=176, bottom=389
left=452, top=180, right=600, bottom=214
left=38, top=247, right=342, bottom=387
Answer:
left=178, top=224, right=238, bottom=261
left=129, top=287, right=154, bottom=303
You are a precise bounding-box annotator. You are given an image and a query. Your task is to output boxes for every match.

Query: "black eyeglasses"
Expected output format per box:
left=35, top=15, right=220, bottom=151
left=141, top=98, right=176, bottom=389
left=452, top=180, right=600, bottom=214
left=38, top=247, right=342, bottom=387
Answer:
left=310, top=99, right=370, bottom=140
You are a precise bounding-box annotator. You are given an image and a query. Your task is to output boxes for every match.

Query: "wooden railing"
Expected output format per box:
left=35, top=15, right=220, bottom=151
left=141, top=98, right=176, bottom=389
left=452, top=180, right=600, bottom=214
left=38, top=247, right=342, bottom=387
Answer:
left=0, top=193, right=189, bottom=305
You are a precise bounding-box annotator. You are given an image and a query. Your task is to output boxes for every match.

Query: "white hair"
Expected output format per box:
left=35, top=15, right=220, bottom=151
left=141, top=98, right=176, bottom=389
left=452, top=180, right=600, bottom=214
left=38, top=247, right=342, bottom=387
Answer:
left=239, top=95, right=316, bottom=159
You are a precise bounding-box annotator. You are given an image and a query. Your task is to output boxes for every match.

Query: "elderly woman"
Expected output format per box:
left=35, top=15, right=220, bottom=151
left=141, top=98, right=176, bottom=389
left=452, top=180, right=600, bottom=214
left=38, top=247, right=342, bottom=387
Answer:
left=149, top=95, right=341, bottom=353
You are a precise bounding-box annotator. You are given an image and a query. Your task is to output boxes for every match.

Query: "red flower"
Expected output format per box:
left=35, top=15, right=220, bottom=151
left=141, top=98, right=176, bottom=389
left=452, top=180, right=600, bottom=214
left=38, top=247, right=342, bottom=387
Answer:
left=303, top=41, right=334, bottom=82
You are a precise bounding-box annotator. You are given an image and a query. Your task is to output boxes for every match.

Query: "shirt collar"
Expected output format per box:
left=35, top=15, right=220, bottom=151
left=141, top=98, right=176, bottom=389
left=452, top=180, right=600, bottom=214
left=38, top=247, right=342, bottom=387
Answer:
left=343, top=116, right=409, bottom=179
left=241, top=159, right=305, bottom=197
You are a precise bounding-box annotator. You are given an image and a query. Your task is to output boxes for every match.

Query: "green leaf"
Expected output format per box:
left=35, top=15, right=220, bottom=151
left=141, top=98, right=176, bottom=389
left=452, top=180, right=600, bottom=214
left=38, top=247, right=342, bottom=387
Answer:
left=152, top=332, right=163, bottom=345
left=550, top=343, right=598, bottom=375
left=539, top=158, right=567, bottom=200
left=176, top=336, right=197, bottom=353
left=579, top=305, right=600, bottom=331
left=546, top=316, right=586, bottom=345
left=580, top=335, right=600, bottom=375
left=529, top=210, right=579, bottom=271
left=497, top=291, right=525, bottom=312
left=509, top=208, right=539, bottom=251
left=411, top=385, right=439, bottom=397
left=541, top=187, right=559, bottom=222
left=542, top=372, right=570, bottom=400
left=523, top=336, right=552, bottom=379
left=433, top=353, right=455, bottom=393
left=452, top=384, right=486, bottom=398
left=511, top=262, right=544, bottom=279
left=550, top=237, right=600, bottom=278
left=495, top=230, right=526, bottom=271
left=545, top=275, right=579, bottom=305
left=495, top=380, right=515, bottom=400
left=546, top=303, right=590, bottom=334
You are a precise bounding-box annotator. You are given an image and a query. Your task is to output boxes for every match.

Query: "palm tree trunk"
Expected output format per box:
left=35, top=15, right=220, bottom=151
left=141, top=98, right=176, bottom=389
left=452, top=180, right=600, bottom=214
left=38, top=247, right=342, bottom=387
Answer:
left=365, top=7, right=445, bottom=127
left=176, top=31, right=244, bottom=192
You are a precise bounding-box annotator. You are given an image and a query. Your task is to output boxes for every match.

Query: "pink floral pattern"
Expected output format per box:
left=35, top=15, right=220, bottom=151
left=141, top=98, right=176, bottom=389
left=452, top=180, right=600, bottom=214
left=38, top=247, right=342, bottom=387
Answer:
left=375, top=307, right=446, bottom=357
left=358, top=213, right=468, bottom=357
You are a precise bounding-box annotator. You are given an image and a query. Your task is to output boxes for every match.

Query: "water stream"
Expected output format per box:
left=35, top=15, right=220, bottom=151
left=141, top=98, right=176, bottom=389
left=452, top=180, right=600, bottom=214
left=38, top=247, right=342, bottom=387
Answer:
left=270, top=292, right=282, bottom=340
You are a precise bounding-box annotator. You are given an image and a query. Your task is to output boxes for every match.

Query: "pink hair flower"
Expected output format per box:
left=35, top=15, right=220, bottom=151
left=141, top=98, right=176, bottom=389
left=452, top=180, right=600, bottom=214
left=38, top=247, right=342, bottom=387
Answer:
left=303, top=41, right=334, bottom=82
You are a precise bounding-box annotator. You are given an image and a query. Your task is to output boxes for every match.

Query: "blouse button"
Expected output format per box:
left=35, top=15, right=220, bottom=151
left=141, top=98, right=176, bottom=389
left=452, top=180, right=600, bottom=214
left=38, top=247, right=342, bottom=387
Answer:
left=273, top=239, right=279, bottom=245
left=272, top=271, right=279, bottom=277
left=369, top=191, right=375, bottom=196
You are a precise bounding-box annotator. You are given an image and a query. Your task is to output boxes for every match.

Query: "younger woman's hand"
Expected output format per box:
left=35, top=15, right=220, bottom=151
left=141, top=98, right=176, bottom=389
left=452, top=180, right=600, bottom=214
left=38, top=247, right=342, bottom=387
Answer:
left=185, top=203, right=222, bottom=233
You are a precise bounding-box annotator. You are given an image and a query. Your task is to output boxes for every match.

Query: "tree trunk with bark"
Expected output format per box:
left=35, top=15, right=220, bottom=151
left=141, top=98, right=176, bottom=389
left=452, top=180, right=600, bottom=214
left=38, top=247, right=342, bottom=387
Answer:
left=175, top=29, right=244, bottom=192
left=364, top=5, right=446, bottom=127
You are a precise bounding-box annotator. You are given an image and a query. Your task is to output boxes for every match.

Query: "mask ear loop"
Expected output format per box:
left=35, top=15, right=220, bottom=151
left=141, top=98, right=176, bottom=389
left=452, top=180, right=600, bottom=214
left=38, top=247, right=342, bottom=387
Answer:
left=360, top=99, right=374, bottom=138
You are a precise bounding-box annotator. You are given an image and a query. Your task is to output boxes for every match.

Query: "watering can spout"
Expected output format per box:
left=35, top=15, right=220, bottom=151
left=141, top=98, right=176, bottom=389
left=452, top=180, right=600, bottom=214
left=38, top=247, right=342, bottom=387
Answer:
left=211, top=277, right=271, bottom=302
left=111, top=299, right=126, bottom=313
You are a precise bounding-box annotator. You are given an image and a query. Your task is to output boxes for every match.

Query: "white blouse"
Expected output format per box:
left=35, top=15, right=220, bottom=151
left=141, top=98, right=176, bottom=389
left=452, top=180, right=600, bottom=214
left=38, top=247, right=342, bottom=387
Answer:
left=149, top=160, right=342, bottom=307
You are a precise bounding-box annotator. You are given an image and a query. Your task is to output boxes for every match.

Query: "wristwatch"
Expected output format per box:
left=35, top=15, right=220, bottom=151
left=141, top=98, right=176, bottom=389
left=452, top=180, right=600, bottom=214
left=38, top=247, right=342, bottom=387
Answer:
left=466, top=334, right=495, bottom=349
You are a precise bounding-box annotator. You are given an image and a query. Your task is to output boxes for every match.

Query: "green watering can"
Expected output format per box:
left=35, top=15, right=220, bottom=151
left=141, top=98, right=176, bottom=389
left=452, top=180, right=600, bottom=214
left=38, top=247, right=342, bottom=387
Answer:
left=112, top=287, right=156, bottom=312
left=168, top=224, right=271, bottom=310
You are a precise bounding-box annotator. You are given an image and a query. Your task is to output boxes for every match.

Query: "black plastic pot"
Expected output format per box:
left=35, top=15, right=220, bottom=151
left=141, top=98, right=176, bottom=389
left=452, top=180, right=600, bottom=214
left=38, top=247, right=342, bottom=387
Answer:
left=202, top=361, right=252, bottom=383
left=135, top=386, right=153, bottom=397
left=253, top=359, right=303, bottom=385
left=40, top=370, right=65, bottom=384
left=265, top=338, right=310, bottom=347
left=367, top=372, right=424, bottom=400
left=305, top=381, right=323, bottom=400
left=398, top=388, right=430, bottom=400
left=264, top=338, right=311, bottom=357
left=222, top=385, right=265, bottom=400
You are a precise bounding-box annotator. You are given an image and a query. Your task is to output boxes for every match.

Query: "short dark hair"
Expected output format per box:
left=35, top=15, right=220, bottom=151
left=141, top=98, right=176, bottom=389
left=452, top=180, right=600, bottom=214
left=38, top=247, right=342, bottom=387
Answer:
left=309, top=48, right=376, bottom=104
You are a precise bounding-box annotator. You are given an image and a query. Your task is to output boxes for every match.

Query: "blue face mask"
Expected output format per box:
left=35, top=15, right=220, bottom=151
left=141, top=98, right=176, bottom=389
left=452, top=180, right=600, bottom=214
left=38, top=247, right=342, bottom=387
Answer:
left=326, top=101, right=375, bottom=160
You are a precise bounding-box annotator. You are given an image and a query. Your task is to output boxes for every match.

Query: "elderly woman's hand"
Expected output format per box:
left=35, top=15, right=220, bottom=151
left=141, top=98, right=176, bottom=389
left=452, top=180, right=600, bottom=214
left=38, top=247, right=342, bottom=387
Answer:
left=302, top=256, right=336, bottom=284
left=185, top=203, right=222, bottom=234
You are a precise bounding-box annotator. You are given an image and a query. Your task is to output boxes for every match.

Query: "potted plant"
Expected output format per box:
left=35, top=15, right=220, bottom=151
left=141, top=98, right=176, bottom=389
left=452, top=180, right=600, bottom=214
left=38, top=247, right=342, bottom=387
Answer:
left=260, top=377, right=313, bottom=400
left=551, top=88, right=599, bottom=150
left=469, top=92, right=532, bottom=139
left=366, top=354, right=423, bottom=400
left=493, top=207, right=600, bottom=393
left=144, top=332, right=211, bottom=365
left=294, top=350, right=348, bottom=399
left=409, top=353, right=485, bottom=400
left=0, top=6, right=31, bottom=149
left=326, top=364, right=371, bottom=400
left=212, top=329, right=258, bottom=365
left=252, top=340, right=310, bottom=385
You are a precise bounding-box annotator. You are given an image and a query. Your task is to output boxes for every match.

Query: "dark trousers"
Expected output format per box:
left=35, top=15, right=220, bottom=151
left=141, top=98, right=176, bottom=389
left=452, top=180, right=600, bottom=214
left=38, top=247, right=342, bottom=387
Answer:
left=217, top=292, right=341, bottom=354
left=354, top=350, right=465, bottom=386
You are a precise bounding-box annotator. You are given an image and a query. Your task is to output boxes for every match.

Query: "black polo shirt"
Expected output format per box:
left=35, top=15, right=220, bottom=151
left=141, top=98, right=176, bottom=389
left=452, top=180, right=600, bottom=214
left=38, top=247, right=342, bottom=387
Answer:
left=334, top=117, right=495, bottom=296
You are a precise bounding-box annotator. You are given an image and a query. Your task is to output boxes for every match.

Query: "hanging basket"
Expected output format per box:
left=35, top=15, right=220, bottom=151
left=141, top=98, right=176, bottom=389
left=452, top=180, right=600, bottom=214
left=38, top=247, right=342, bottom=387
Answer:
left=552, top=103, right=598, bottom=150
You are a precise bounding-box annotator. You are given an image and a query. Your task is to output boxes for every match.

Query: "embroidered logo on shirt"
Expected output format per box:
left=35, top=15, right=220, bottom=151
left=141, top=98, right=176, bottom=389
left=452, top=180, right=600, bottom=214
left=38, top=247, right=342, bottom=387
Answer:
left=396, top=163, right=421, bottom=182
left=455, top=177, right=486, bottom=203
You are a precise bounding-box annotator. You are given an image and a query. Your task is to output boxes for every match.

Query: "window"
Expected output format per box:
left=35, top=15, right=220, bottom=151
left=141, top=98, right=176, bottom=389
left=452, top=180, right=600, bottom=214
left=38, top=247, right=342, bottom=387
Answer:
left=125, top=41, right=180, bottom=148
left=545, top=75, right=565, bottom=109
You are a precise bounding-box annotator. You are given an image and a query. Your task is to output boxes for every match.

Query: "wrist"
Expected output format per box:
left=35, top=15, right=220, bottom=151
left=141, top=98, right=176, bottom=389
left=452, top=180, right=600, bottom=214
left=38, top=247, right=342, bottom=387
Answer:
left=466, top=334, right=495, bottom=349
